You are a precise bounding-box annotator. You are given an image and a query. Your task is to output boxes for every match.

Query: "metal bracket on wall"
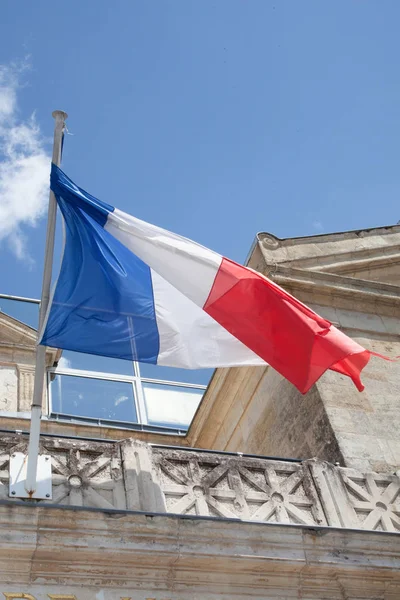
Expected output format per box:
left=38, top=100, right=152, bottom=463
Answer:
left=9, top=452, right=52, bottom=500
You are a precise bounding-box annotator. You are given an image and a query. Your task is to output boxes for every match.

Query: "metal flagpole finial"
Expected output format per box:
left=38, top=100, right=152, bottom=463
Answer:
left=52, top=110, right=68, bottom=121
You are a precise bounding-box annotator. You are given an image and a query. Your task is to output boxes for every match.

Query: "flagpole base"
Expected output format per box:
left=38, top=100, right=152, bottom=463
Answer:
left=9, top=452, right=52, bottom=500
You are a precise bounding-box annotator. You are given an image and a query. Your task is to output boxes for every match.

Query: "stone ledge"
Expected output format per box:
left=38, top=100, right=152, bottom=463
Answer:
left=0, top=502, right=399, bottom=598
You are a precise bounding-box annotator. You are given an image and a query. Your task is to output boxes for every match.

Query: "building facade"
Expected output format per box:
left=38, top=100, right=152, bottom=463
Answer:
left=0, top=225, right=399, bottom=599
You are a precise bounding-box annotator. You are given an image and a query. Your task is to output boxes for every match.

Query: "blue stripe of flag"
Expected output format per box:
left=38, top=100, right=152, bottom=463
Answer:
left=41, top=166, right=160, bottom=363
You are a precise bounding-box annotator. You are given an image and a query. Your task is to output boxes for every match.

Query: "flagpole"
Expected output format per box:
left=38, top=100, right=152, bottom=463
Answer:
left=25, top=110, right=68, bottom=496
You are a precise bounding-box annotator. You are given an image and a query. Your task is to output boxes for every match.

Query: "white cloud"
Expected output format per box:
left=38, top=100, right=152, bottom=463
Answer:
left=0, top=62, right=50, bottom=261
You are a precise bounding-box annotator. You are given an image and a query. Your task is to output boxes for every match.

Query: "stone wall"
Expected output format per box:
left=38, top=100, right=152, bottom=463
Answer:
left=191, top=331, right=400, bottom=474
left=224, top=368, right=344, bottom=463
left=0, top=366, right=18, bottom=412
left=253, top=227, right=400, bottom=474
left=319, top=334, right=400, bottom=473
left=189, top=365, right=345, bottom=464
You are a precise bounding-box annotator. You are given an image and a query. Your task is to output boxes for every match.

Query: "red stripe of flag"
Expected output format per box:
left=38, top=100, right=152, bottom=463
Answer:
left=204, top=257, right=371, bottom=394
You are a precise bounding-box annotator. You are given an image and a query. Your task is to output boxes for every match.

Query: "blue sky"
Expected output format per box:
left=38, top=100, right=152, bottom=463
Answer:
left=0, top=1, right=399, bottom=386
left=2, top=0, right=400, bottom=294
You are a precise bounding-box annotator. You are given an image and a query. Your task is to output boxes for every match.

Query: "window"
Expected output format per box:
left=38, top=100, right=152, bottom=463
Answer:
left=142, top=382, right=204, bottom=428
left=48, top=364, right=208, bottom=432
left=57, top=349, right=134, bottom=376
left=0, top=294, right=210, bottom=433
left=50, top=374, right=138, bottom=423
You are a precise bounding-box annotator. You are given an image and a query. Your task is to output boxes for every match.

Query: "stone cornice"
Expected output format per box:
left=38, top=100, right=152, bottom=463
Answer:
left=249, top=228, right=400, bottom=303
left=0, top=415, right=188, bottom=444
left=279, top=247, right=400, bottom=274
left=0, top=502, right=399, bottom=597
left=256, top=225, right=400, bottom=265
left=242, top=228, right=400, bottom=317
left=270, top=264, right=400, bottom=295
left=268, top=265, right=400, bottom=317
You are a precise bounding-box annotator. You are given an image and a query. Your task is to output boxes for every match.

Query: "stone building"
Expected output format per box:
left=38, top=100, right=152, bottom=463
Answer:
left=0, top=224, right=399, bottom=600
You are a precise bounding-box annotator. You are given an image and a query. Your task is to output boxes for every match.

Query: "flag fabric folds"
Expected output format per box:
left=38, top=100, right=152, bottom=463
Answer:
left=40, top=164, right=371, bottom=394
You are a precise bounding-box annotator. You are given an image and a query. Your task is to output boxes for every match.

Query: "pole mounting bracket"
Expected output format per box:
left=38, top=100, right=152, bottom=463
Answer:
left=9, top=452, right=52, bottom=500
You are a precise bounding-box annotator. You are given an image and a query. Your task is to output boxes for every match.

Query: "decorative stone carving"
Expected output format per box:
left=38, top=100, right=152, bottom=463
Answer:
left=152, top=448, right=327, bottom=525
left=337, top=467, right=400, bottom=532
left=16, top=365, right=36, bottom=412
left=0, top=435, right=126, bottom=509
left=308, top=460, right=400, bottom=532
left=260, top=234, right=280, bottom=249
left=0, top=435, right=399, bottom=536
left=49, top=445, right=126, bottom=509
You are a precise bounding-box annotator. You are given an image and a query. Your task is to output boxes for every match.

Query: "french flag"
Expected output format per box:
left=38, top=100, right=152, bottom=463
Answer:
left=40, top=164, right=371, bottom=394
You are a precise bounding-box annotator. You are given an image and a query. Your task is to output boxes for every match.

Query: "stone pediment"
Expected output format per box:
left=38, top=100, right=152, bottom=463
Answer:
left=249, top=225, right=400, bottom=317
left=0, top=311, right=60, bottom=367
left=0, top=311, right=37, bottom=348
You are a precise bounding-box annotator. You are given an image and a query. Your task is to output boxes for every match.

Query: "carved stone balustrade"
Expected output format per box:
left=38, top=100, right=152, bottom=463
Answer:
left=0, top=434, right=399, bottom=534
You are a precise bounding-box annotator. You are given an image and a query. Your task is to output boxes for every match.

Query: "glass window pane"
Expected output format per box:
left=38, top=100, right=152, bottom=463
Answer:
left=138, top=363, right=213, bottom=386
left=56, top=350, right=134, bottom=376
left=50, top=374, right=137, bottom=423
left=142, top=382, right=204, bottom=429
left=0, top=298, right=39, bottom=329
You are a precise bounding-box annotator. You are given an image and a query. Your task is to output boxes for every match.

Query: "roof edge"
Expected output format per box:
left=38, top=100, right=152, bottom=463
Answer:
left=255, top=223, right=400, bottom=247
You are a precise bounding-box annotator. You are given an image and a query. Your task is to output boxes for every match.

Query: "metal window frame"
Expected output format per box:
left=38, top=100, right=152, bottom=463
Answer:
left=47, top=370, right=139, bottom=425
left=47, top=366, right=207, bottom=389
